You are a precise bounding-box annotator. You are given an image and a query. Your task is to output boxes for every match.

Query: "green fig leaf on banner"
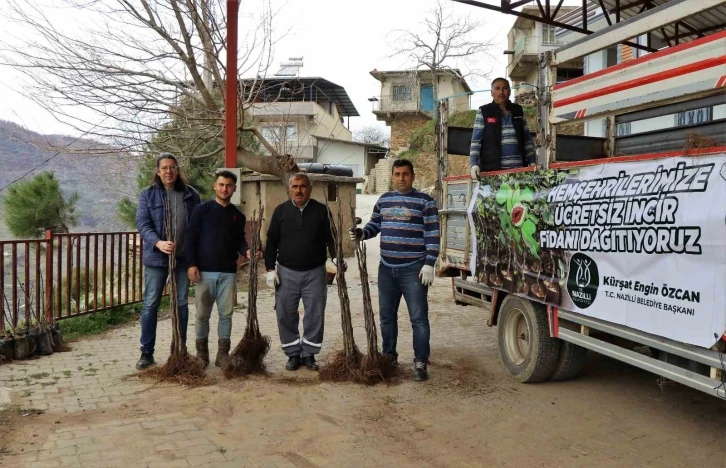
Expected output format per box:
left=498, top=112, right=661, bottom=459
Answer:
left=521, top=218, right=539, bottom=258
left=495, top=182, right=512, bottom=207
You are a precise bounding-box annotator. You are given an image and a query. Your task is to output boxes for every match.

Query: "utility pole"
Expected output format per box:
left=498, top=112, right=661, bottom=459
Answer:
left=225, top=0, right=239, bottom=168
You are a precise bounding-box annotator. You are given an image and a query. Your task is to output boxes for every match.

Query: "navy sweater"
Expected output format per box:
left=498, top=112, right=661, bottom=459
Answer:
left=186, top=200, right=248, bottom=273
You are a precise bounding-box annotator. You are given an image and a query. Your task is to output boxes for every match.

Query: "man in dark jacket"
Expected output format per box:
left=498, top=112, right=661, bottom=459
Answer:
left=135, top=153, right=200, bottom=370
left=186, top=170, right=248, bottom=368
left=469, top=77, right=536, bottom=179
left=264, top=173, right=336, bottom=371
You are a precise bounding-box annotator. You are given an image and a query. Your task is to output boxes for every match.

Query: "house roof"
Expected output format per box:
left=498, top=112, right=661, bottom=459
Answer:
left=369, top=69, right=473, bottom=93
left=240, top=77, right=359, bottom=117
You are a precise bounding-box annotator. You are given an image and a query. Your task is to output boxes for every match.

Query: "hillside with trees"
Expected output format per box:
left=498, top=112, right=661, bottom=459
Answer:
left=0, top=120, right=136, bottom=239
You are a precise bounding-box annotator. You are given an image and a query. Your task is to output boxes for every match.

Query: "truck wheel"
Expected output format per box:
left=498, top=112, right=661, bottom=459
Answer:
left=549, top=342, right=588, bottom=382
left=497, top=295, right=560, bottom=383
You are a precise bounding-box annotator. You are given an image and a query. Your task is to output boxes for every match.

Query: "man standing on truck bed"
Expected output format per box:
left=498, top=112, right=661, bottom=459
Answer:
left=350, top=159, right=440, bottom=382
left=470, top=77, right=536, bottom=179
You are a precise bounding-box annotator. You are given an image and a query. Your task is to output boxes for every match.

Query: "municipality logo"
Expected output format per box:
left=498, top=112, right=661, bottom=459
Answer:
left=567, top=253, right=599, bottom=309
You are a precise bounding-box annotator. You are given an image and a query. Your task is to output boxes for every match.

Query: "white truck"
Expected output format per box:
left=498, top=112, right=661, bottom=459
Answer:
left=440, top=0, right=726, bottom=398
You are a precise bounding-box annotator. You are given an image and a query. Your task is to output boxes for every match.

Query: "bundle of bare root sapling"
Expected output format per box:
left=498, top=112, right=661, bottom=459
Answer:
left=224, top=201, right=271, bottom=378
left=144, top=192, right=207, bottom=385
left=319, top=195, right=362, bottom=381
left=349, top=200, right=396, bottom=384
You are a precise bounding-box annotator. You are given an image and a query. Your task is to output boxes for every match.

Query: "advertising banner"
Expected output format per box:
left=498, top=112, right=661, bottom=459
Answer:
left=467, top=154, right=726, bottom=348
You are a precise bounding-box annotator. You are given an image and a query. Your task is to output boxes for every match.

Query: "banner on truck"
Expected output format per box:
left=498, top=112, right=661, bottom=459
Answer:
left=467, top=154, right=726, bottom=348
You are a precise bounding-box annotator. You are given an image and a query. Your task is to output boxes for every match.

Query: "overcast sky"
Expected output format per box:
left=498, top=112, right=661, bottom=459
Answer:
left=0, top=0, right=580, bottom=139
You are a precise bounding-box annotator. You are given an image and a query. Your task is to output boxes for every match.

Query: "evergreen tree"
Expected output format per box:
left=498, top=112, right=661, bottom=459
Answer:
left=117, top=94, right=261, bottom=229
left=2, top=171, right=79, bottom=237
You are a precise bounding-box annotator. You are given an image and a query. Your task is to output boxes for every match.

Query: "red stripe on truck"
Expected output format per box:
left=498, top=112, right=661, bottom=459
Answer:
left=554, top=56, right=726, bottom=108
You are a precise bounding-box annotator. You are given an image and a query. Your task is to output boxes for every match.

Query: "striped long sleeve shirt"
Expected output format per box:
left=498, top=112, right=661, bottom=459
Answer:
left=469, top=109, right=536, bottom=169
left=362, top=190, right=440, bottom=268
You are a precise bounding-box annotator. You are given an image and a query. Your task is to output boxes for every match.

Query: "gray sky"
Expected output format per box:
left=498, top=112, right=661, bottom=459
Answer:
left=0, top=1, right=578, bottom=139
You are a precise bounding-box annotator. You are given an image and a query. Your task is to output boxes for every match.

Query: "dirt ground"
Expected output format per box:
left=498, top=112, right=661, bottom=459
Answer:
left=1, top=194, right=726, bottom=467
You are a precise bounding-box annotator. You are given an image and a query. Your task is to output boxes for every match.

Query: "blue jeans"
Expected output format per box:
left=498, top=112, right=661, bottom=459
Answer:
left=378, top=261, right=430, bottom=362
left=194, top=272, right=236, bottom=341
left=139, top=265, right=190, bottom=354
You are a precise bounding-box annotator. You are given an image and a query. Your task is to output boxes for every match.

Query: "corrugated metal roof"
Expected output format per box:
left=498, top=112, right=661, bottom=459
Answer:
left=240, top=77, right=359, bottom=117
left=597, top=0, right=726, bottom=45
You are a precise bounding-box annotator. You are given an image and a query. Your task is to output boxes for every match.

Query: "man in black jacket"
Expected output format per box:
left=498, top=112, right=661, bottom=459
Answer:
left=469, top=77, right=536, bottom=179
left=264, top=173, right=335, bottom=371
left=186, top=170, right=248, bottom=368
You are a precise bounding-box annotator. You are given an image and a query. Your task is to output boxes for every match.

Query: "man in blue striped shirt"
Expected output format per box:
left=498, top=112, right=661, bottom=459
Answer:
left=469, top=77, right=535, bottom=179
left=350, top=160, right=440, bottom=381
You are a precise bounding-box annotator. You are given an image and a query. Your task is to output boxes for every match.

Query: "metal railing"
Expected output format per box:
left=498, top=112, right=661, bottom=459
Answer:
left=373, top=94, right=423, bottom=114
left=1, top=230, right=144, bottom=333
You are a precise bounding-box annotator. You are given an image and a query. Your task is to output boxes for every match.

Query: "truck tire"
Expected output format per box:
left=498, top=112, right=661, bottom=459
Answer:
left=497, top=295, right=560, bottom=383
left=549, top=342, right=588, bottom=382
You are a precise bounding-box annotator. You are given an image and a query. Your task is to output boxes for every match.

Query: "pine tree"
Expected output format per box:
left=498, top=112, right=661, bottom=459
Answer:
left=2, top=171, right=79, bottom=238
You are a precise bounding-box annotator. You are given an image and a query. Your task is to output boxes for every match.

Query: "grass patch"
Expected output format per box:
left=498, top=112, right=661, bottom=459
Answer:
left=58, top=298, right=168, bottom=342
left=449, top=109, right=477, bottom=127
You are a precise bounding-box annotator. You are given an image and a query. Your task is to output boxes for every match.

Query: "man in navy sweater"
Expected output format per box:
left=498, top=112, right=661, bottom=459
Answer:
left=186, top=170, right=248, bottom=367
left=264, top=173, right=336, bottom=371
left=350, top=160, right=440, bottom=381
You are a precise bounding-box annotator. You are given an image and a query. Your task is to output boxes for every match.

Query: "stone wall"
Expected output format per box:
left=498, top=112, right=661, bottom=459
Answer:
left=390, top=115, right=430, bottom=151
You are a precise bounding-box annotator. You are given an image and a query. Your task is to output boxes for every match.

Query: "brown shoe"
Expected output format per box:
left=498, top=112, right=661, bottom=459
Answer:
left=195, top=338, right=209, bottom=366
left=215, top=339, right=231, bottom=367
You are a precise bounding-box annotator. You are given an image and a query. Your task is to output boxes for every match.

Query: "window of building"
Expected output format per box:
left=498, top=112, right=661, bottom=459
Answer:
left=542, top=24, right=557, bottom=46
left=392, top=85, right=412, bottom=101
left=260, top=124, right=297, bottom=144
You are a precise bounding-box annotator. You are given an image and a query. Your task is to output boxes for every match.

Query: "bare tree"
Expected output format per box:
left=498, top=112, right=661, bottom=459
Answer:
left=389, top=0, right=496, bottom=98
left=0, top=0, right=296, bottom=176
left=389, top=0, right=496, bottom=203
left=353, top=125, right=389, bottom=147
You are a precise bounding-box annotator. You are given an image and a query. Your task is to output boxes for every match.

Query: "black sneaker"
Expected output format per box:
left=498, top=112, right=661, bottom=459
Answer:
left=286, top=355, right=301, bottom=371
left=383, top=353, right=399, bottom=367
left=301, top=355, right=319, bottom=371
left=413, top=360, right=428, bottom=382
left=135, top=353, right=155, bottom=370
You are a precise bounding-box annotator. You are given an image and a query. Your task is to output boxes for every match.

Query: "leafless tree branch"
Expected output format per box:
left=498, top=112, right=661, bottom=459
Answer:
left=0, top=0, right=292, bottom=176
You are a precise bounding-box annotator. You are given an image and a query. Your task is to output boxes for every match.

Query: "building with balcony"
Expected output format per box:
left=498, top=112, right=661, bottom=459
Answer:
left=507, top=5, right=583, bottom=94
left=240, top=58, right=387, bottom=181
left=370, top=68, right=471, bottom=151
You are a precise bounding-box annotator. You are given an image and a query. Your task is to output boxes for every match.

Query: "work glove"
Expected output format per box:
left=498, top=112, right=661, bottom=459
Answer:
left=332, top=258, right=347, bottom=272
left=419, top=265, right=435, bottom=287
left=470, top=165, right=480, bottom=180
left=265, top=270, right=279, bottom=288
left=349, top=227, right=363, bottom=242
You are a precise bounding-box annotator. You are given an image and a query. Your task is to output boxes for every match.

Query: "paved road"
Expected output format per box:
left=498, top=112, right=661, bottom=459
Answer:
left=1, top=194, right=725, bottom=467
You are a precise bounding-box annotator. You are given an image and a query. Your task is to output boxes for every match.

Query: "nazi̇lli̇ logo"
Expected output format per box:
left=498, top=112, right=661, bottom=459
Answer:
left=567, top=253, right=599, bottom=309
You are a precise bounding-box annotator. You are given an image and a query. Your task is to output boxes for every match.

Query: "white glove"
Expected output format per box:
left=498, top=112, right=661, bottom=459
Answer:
left=265, top=270, right=279, bottom=288
left=470, top=165, right=480, bottom=180
left=349, top=227, right=363, bottom=242
left=419, top=265, right=435, bottom=287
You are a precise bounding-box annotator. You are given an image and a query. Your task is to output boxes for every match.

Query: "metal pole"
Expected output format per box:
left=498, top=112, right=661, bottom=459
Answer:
left=225, top=0, right=240, bottom=168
